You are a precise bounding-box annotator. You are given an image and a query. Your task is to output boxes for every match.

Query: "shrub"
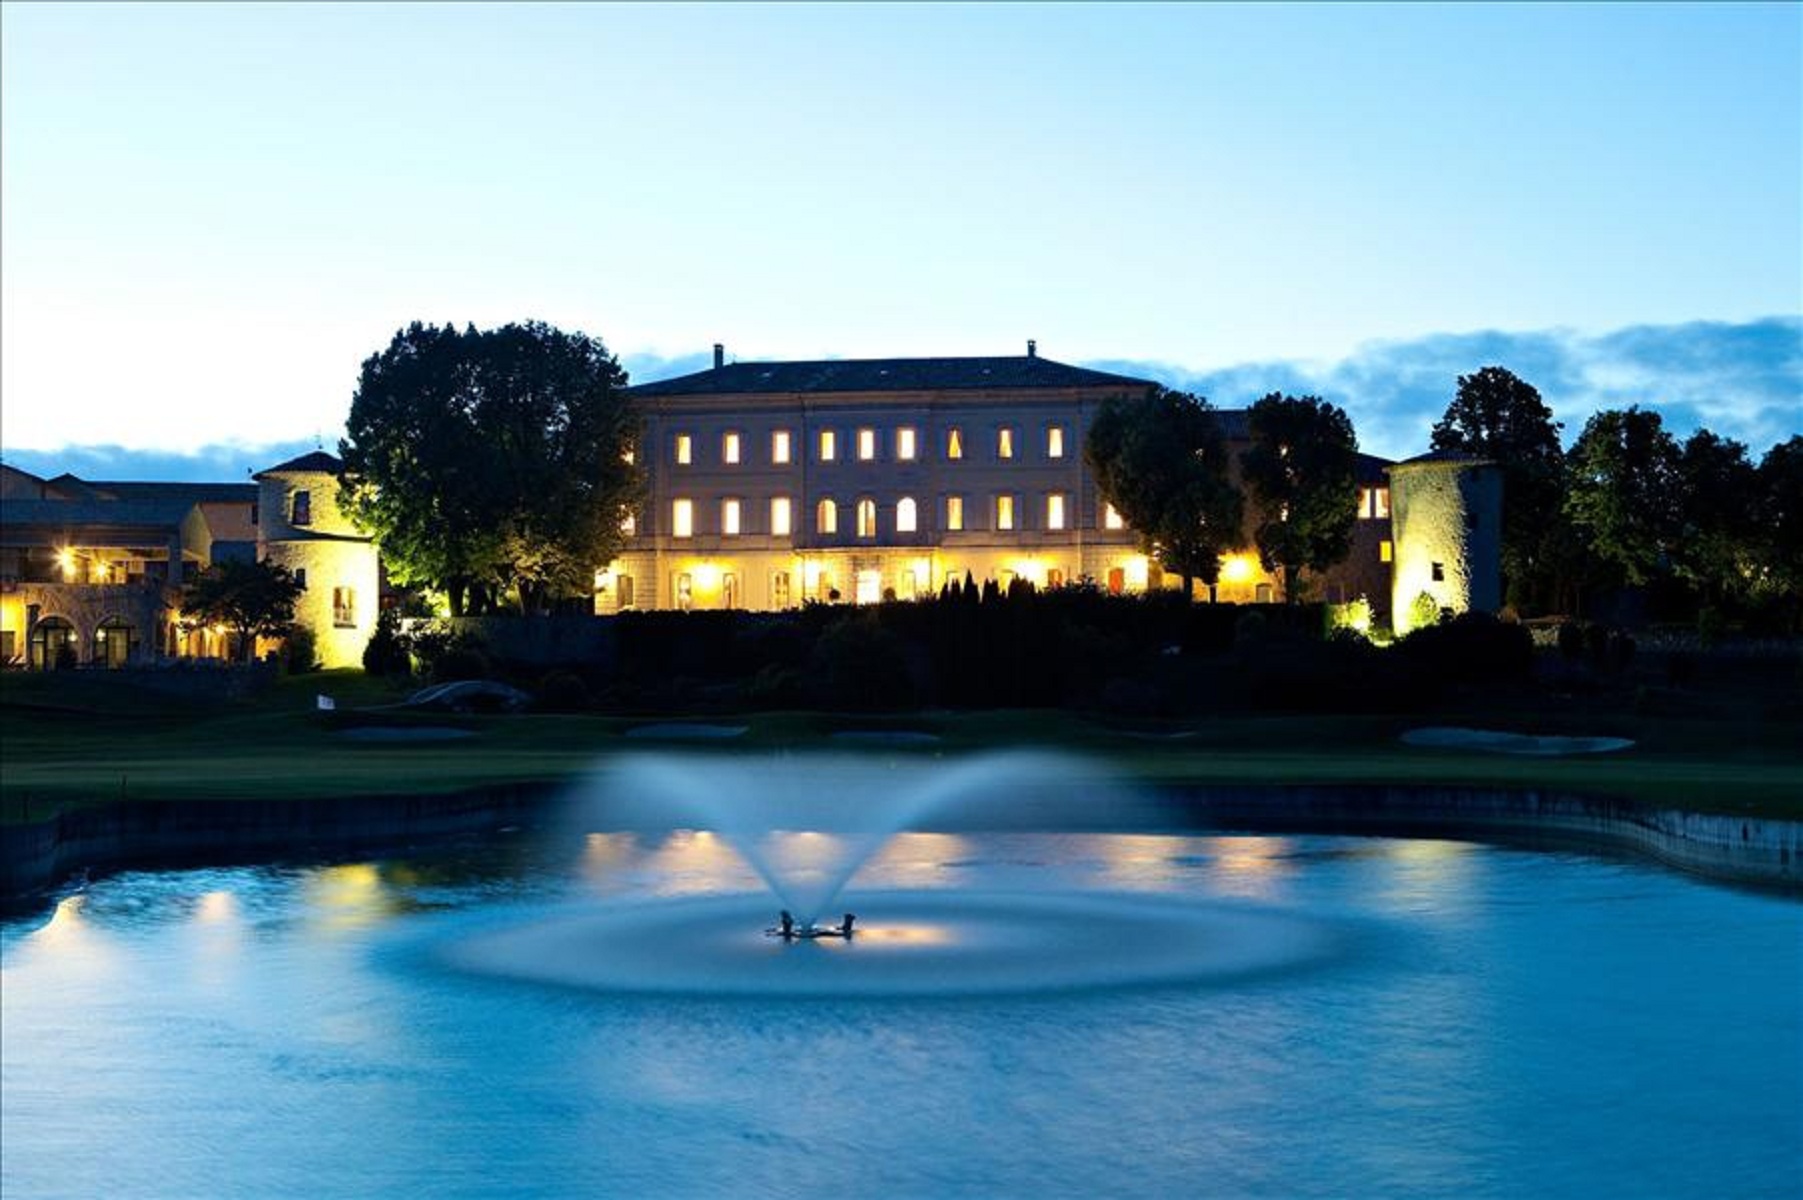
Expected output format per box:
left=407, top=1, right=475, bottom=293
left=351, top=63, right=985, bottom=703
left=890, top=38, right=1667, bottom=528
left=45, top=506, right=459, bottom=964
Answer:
left=805, top=614, right=914, bottom=710
left=1396, top=611, right=1533, bottom=685
left=434, top=644, right=492, bottom=683
left=362, top=610, right=412, bottom=677
left=1407, top=591, right=1443, bottom=633
left=1557, top=620, right=1586, bottom=661
left=535, top=670, right=591, bottom=713
left=281, top=623, right=318, bottom=674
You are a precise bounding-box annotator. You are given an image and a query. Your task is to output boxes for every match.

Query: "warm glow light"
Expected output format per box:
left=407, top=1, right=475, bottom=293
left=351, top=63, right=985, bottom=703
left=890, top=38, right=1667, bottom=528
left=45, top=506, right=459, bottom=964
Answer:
left=1220, top=554, right=1256, bottom=584
left=57, top=547, right=78, bottom=579
left=692, top=561, right=722, bottom=590
left=195, top=890, right=239, bottom=923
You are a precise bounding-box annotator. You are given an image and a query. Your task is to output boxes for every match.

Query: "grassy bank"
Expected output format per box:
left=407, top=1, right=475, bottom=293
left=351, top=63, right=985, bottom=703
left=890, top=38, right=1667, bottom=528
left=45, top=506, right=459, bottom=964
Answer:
left=3, top=668, right=1799, bottom=825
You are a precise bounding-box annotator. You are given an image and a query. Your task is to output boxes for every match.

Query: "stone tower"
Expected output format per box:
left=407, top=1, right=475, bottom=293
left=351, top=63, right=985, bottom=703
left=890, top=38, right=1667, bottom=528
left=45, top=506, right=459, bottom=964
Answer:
left=1387, top=451, right=1503, bottom=636
left=254, top=451, right=378, bottom=669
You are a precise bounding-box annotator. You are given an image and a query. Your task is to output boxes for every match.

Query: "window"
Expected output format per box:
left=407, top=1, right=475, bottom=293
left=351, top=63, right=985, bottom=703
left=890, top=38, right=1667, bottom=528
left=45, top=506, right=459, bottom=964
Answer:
left=622, top=447, right=635, bottom=465
left=1375, top=487, right=1390, bottom=519
left=896, top=427, right=917, bottom=460
left=771, top=496, right=793, bottom=537
left=1357, top=488, right=1374, bottom=519
left=947, top=428, right=964, bottom=460
left=723, top=572, right=739, bottom=610
left=675, top=434, right=692, bottom=465
left=1431, top=561, right=1445, bottom=581
left=723, top=432, right=741, bottom=464
left=1047, top=426, right=1066, bottom=458
left=857, top=428, right=877, bottom=461
left=332, top=587, right=355, bottom=628
left=250, top=503, right=259, bottom=526
left=617, top=574, right=635, bottom=609
left=998, top=428, right=1015, bottom=459
left=1380, top=540, right=1393, bottom=563
left=1048, top=569, right=1065, bottom=589
left=819, top=429, right=837, bottom=462
left=855, top=570, right=882, bottom=605
left=997, top=494, right=1016, bottom=530
left=722, top=498, right=741, bottom=536
left=772, top=430, right=792, bottom=464
left=772, top=571, right=791, bottom=609
left=897, top=496, right=918, bottom=533
left=1104, top=503, right=1125, bottom=530
left=621, top=512, right=637, bottom=536
left=675, top=573, right=693, bottom=611
left=817, top=498, right=837, bottom=534
left=856, top=498, right=877, bottom=538
left=293, top=568, right=307, bottom=590
left=291, top=490, right=312, bottom=526
left=946, top=495, right=964, bottom=531
left=672, top=498, right=694, bottom=538
left=1046, top=493, right=1067, bottom=531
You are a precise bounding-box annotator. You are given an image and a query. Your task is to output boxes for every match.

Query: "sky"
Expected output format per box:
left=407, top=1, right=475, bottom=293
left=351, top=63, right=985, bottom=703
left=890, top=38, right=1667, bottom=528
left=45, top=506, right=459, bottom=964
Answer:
left=2, top=2, right=1798, bottom=478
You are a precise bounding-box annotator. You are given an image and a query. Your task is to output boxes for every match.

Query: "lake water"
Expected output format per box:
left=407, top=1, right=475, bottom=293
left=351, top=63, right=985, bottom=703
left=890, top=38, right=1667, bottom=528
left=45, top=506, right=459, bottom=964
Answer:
left=3, top=825, right=1799, bottom=1198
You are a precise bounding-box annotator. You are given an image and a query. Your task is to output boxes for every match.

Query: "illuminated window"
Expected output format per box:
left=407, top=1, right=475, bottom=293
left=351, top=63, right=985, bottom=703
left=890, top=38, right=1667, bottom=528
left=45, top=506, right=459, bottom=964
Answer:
left=1375, top=487, right=1390, bottom=519
left=856, top=498, right=877, bottom=538
left=947, top=428, right=964, bottom=460
left=622, top=447, right=635, bottom=465
left=722, top=498, right=741, bottom=536
left=672, top=498, right=693, bottom=538
left=1048, top=569, right=1065, bottom=589
left=998, top=428, right=1015, bottom=459
left=617, top=575, right=634, bottom=609
left=897, top=496, right=918, bottom=533
left=1379, top=540, right=1393, bottom=563
left=771, top=496, right=793, bottom=536
left=675, top=434, right=692, bottom=465
left=817, top=498, right=837, bottom=534
left=1358, top=488, right=1373, bottom=519
left=675, top=573, right=693, bottom=611
left=1047, top=426, right=1066, bottom=458
left=1046, top=493, right=1067, bottom=530
left=723, top=572, right=739, bottom=610
left=946, top=495, right=964, bottom=531
left=772, top=430, right=792, bottom=464
left=291, top=490, right=312, bottom=526
left=819, top=429, right=837, bottom=462
left=1104, top=503, right=1125, bottom=530
left=897, top=427, right=917, bottom=460
left=621, top=511, right=636, bottom=536
left=857, top=428, right=877, bottom=461
left=997, top=494, right=1016, bottom=530
left=332, top=587, right=355, bottom=628
left=723, top=432, right=741, bottom=464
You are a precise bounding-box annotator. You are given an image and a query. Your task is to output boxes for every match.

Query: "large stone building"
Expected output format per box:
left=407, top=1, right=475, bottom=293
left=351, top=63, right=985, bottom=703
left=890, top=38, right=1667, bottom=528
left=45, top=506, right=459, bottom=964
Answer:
left=599, top=345, right=1474, bottom=619
left=0, top=451, right=376, bottom=670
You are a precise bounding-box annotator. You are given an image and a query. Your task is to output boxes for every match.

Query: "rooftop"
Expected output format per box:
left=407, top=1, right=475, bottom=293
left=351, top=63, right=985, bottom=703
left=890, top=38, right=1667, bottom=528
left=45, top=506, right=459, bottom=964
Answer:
left=626, top=354, right=1157, bottom=398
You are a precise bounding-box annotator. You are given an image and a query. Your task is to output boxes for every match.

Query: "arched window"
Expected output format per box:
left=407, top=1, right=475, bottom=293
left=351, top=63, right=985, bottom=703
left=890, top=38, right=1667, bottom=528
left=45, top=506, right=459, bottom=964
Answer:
left=856, top=498, right=877, bottom=539
left=817, top=498, right=837, bottom=535
left=94, top=617, right=135, bottom=669
left=29, top=617, right=77, bottom=671
left=896, top=496, right=918, bottom=533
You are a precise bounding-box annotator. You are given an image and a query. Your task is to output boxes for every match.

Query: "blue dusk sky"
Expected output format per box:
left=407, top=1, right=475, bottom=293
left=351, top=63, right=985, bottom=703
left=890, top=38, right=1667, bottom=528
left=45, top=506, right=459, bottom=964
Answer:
left=2, top=1, right=1798, bottom=480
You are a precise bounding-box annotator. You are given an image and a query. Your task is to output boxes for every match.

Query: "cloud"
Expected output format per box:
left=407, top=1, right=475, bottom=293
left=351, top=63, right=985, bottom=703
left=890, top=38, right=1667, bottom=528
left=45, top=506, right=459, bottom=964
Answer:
left=1084, top=316, right=1802, bottom=460
left=1, top=438, right=322, bottom=484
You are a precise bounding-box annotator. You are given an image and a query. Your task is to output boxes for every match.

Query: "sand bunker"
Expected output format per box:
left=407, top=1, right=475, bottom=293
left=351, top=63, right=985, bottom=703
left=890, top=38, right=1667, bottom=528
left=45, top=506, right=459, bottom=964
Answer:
left=1401, top=727, right=1634, bottom=756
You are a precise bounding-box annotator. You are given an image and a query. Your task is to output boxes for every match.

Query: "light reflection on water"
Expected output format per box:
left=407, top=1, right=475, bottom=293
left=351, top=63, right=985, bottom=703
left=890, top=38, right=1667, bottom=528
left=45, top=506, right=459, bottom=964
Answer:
left=1, top=830, right=1798, bottom=1200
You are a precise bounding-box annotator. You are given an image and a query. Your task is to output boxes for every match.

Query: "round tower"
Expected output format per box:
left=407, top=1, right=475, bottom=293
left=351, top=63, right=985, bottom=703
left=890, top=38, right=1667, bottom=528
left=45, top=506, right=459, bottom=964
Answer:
left=1387, top=451, right=1502, bottom=636
left=254, top=451, right=378, bottom=669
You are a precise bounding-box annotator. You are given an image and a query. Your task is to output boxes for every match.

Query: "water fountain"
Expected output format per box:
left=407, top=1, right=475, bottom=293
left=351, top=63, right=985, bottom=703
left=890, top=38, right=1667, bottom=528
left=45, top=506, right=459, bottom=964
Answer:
left=446, top=751, right=1345, bottom=997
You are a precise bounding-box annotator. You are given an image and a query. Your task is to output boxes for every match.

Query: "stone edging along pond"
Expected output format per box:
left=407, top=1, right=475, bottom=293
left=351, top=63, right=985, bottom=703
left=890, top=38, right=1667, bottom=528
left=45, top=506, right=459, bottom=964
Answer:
left=1, top=782, right=1798, bottom=906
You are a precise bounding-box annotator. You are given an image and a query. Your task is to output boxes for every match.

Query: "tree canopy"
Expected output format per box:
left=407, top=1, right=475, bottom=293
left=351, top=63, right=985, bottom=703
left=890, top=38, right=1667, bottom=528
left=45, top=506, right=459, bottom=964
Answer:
left=1755, top=435, right=1803, bottom=608
left=1084, top=387, right=1243, bottom=596
left=339, top=320, right=643, bottom=614
left=1672, top=429, right=1760, bottom=603
left=1564, top=406, right=1682, bottom=587
left=180, top=559, right=304, bottom=661
left=1241, top=392, right=1358, bottom=602
left=1429, top=366, right=1566, bottom=607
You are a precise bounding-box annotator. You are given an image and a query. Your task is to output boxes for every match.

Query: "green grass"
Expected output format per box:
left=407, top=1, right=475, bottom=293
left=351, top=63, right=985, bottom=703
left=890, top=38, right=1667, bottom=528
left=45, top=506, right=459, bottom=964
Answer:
left=4, top=668, right=1799, bottom=824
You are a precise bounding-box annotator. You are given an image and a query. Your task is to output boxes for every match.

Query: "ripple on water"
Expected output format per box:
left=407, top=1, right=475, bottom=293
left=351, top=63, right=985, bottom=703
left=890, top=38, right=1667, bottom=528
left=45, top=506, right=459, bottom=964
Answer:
left=441, top=889, right=1345, bottom=998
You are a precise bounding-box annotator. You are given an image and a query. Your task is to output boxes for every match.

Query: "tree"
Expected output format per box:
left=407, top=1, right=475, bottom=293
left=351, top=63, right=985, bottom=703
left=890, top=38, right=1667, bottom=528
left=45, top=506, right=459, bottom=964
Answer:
left=1430, top=366, right=1565, bottom=609
left=1085, top=387, right=1243, bottom=598
left=1754, top=436, right=1803, bottom=615
left=339, top=320, right=643, bottom=614
left=1563, top=407, right=1681, bottom=587
left=1241, top=392, right=1358, bottom=602
left=1672, top=429, right=1760, bottom=604
left=180, top=559, right=304, bottom=662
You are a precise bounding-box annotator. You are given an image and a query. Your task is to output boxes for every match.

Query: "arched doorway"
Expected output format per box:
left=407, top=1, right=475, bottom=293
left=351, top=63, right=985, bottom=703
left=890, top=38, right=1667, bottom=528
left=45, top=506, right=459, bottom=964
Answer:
left=94, top=617, right=136, bottom=669
left=29, top=618, right=78, bottom=671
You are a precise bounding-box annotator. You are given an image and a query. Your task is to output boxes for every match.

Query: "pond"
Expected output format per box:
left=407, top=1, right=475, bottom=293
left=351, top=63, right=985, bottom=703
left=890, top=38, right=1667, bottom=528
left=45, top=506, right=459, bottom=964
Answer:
left=3, top=792, right=1798, bottom=1197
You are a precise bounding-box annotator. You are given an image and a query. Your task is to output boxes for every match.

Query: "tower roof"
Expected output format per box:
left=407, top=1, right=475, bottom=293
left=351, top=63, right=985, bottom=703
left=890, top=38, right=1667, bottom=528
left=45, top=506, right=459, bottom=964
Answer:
left=255, top=450, right=344, bottom=477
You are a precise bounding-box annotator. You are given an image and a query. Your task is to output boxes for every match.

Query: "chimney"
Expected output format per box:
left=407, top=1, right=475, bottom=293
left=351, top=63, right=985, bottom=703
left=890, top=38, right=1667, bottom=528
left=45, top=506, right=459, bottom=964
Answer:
left=1027, top=339, right=1037, bottom=358
left=713, top=343, right=725, bottom=370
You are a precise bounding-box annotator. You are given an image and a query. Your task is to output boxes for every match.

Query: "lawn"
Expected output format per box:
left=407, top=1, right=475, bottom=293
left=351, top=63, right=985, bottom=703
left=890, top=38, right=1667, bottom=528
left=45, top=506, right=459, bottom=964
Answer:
left=4, top=667, right=1799, bottom=824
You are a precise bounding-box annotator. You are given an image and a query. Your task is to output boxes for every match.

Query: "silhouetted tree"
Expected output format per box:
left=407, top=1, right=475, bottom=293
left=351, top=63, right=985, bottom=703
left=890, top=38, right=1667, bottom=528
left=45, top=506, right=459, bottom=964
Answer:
left=340, top=320, right=643, bottom=614
left=180, top=559, right=304, bottom=662
left=1672, top=429, right=1760, bottom=604
left=1755, top=435, right=1803, bottom=618
left=1564, top=407, right=1681, bottom=586
left=1085, top=387, right=1243, bottom=599
left=1242, top=393, right=1358, bottom=602
left=1430, top=366, right=1566, bottom=609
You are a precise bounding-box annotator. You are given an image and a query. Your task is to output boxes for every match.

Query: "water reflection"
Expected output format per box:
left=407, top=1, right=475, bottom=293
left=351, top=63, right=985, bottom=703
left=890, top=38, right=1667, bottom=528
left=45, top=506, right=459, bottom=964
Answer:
left=641, top=828, right=762, bottom=895
left=1201, top=836, right=1298, bottom=900
left=303, top=863, right=406, bottom=933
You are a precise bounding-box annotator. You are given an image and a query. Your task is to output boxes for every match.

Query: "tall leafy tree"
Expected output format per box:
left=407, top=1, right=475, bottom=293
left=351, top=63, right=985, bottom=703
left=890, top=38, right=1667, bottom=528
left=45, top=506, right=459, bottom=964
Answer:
left=1755, top=435, right=1803, bottom=615
left=1672, top=429, right=1760, bottom=604
left=1563, top=407, right=1682, bottom=587
left=340, top=321, right=643, bottom=614
left=180, top=559, right=304, bottom=661
left=1085, top=387, right=1243, bottom=598
left=1241, top=392, right=1358, bottom=602
left=1429, top=366, right=1565, bottom=609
